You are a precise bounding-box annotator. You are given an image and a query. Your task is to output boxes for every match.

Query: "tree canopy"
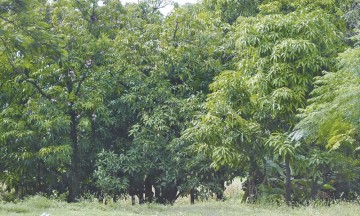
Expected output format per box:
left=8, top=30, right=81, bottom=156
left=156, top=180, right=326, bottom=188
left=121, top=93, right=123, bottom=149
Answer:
left=0, top=0, right=360, bottom=205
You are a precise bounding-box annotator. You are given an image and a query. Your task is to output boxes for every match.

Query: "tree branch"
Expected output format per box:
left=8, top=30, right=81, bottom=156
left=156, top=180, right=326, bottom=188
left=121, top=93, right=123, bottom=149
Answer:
left=24, top=79, right=52, bottom=100
left=118, top=80, right=130, bottom=90
left=0, top=37, right=51, bottom=100
left=75, top=74, right=88, bottom=96
left=173, top=19, right=179, bottom=48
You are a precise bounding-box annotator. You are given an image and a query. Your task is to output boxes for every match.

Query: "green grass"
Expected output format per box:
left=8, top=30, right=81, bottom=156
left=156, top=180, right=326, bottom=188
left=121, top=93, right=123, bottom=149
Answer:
left=0, top=179, right=359, bottom=216
left=1, top=195, right=360, bottom=216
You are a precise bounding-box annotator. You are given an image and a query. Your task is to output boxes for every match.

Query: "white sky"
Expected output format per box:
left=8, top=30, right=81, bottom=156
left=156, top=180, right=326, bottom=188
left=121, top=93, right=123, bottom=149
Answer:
left=120, top=0, right=198, bottom=15
left=120, top=0, right=198, bottom=4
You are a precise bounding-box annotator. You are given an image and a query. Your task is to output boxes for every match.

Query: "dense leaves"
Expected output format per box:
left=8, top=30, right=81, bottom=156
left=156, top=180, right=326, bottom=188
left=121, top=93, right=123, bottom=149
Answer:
left=0, top=0, right=360, bottom=206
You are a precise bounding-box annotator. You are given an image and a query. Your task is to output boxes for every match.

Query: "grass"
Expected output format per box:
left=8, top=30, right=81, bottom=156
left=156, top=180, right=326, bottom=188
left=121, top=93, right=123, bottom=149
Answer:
left=1, top=196, right=360, bottom=216
left=1, top=179, right=360, bottom=216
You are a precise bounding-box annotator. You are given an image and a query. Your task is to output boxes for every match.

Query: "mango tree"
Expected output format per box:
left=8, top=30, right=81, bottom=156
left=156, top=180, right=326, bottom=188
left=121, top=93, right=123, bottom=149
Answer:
left=0, top=0, right=119, bottom=202
left=185, top=0, right=345, bottom=204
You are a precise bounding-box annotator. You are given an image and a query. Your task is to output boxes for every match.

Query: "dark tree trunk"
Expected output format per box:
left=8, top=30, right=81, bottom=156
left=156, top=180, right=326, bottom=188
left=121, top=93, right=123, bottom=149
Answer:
left=242, top=161, right=258, bottom=203
left=162, top=185, right=178, bottom=204
left=131, top=195, right=135, bottom=205
left=215, top=168, right=225, bottom=201
left=68, top=106, right=81, bottom=203
left=285, top=155, right=291, bottom=205
left=216, top=180, right=225, bottom=201
left=241, top=188, right=249, bottom=203
left=248, top=173, right=256, bottom=203
left=155, top=184, right=178, bottom=204
left=138, top=192, right=144, bottom=204
left=244, top=158, right=258, bottom=203
left=18, top=176, right=24, bottom=200
left=311, top=177, right=318, bottom=199
left=36, top=161, right=42, bottom=193
left=190, top=188, right=195, bottom=204
left=144, top=176, right=154, bottom=203
left=154, top=186, right=160, bottom=201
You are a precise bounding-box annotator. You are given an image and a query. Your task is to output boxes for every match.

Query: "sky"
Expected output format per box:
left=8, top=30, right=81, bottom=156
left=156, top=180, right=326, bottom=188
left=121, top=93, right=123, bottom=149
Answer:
left=120, top=0, right=198, bottom=4
left=120, top=0, right=198, bottom=15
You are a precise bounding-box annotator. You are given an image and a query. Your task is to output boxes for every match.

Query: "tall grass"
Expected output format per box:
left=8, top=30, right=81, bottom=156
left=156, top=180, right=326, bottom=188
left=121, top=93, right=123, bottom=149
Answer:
left=1, top=179, right=359, bottom=216
left=1, top=193, right=360, bottom=216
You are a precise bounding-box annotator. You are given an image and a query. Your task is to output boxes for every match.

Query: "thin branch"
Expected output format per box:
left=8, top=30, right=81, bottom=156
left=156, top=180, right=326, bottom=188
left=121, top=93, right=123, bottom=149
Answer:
left=89, top=0, right=97, bottom=33
left=0, top=37, right=17, bottom=70
left=173, top=19, right=179, bottom=48
left=74, top=0, right=91, bottom=23
left=118, top=80, right=130, bottom=90
left=1, top=38, right=51, bottom=100
left=24, top=79, right=52, bottom=100
left=0, top=15, right=38, bottom=38
left=109, top=70, right=130, bottom=89
left=75, top=74, right=88, bottom=96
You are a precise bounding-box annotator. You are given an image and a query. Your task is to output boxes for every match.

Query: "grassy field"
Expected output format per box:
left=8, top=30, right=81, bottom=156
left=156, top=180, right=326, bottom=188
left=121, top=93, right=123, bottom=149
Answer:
left=1, top=196, right=360, bottom=216
left=1, top=179, right=360, bottom=216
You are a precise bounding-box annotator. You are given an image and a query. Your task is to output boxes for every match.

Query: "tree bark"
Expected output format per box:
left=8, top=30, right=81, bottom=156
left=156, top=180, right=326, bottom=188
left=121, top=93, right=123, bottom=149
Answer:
left=216, top=180, right=225, bottom=201
left=154, top=186, right=160, bottom=202
left=310, top=177, right=318, bottom=200
left=67, top=105, right=81, bottom=203
left=162, top=184, right=178, bottom=204
left=285, top=155, right=291, bottom=205
left=36, top=161, right=43, bottom=193
left=137, top=192, right=144, bottom=204
left=144, top=176, right=154, bottom=203
left=190, top=188, right=195, bottom=204
left=248, top=158, right=258, bottom=203
left=131, top=195, right=135, bottom=205
left=241, top=188, right=249, bottom=203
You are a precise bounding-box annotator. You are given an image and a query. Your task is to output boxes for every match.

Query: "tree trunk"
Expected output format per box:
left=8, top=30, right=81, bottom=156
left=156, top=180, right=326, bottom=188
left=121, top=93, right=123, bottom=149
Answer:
left=215, top=169, right=225, bottom=201
left=131, top=195, right=135, bottom=205
left=248, top=158, right=258, bottom=203
left=36, top=161, right=42, bottom=193
left=248, top=172, right=256, bottom=203
left=68, top=106, right=81, bottom=203
left=241, top=188, right=249, bottom=203
left=310, top=177, right=318, bottom=200
left=144, top=176, right=153, bottom=203
left=154, top=186, right=160, bottom=202
left=285, top=155, right=291, bottom=205
left=216, top=180, right=225, bottom=201
left=162, top=184, right=178, bottom=204
left=138, top=192, right=144, bottom=204
left=190, top=188, right=195, bottom=204
left=155, top=184, right=178, bottom=204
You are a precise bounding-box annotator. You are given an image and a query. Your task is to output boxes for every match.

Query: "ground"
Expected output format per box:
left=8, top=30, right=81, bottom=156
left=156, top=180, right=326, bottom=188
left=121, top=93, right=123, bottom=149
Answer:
left=1, top=196, right=360, bottom=216
left=1, top=179, right=360, bottom=216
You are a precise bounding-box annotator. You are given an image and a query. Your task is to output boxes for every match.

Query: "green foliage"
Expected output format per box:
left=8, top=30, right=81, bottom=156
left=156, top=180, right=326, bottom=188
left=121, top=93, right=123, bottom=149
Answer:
left=0, top=0, right=359, bottom=206
left=184, top=0, right=349, bottom=204
left=296, top=46, right=360, bottom=150
left=236, top=9, right=343, bottom=127
left=184, top=69, right=261, bottom=169
left=203, top=0, right=259, bottom=24
left=94, top=151, right=129, bottom=197
left=266, top=133, right=300, bottom=161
